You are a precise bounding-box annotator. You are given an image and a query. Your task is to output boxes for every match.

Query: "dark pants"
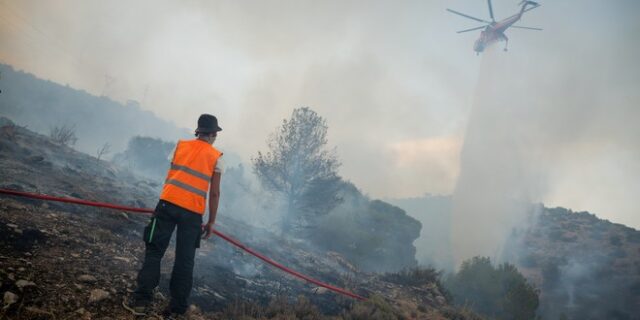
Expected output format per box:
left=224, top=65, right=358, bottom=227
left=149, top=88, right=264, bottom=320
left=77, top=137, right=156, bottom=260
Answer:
left=135, top=200, right=202, bottom=314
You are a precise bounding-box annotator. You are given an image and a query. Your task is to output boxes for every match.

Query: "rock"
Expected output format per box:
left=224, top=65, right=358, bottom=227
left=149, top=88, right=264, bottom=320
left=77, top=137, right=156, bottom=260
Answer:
left=25, top=306, right=53, bottom=317
left=311, top=287, right=328, bottom=294
left=186, top=304, right=204, bottom=318
left=28, top=155, right=45, bottom=162
left=9, top=203, right=27, bottom=211
left=212, top=291, right=226, bottom=300
left=88, top=289, right=109, bottom=303
left=6, top=223, right=18, bottom=229
left=3, top=291, right=18, bottom=308
left=77, top=274, right=97, bottom=283
left=75, top=307, right=94, bottom=320
left=154, top=291, right=165, bottom=300
left=113, top=256, right=130, bottom=263
left=15, top=279, right=36, bottom=290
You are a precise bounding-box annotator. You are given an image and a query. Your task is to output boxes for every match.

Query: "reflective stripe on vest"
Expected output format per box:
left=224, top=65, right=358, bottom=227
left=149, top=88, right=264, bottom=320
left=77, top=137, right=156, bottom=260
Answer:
left=170, top=163, right=211, bottom=182
left=159, top=139, right=222, bottom=214
left=165, top=179, right=208, bottom=198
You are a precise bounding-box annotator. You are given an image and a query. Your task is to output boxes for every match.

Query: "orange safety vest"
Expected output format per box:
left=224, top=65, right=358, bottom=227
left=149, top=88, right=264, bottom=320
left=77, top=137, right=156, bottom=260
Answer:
left=159, top=139, right=222, bottom=215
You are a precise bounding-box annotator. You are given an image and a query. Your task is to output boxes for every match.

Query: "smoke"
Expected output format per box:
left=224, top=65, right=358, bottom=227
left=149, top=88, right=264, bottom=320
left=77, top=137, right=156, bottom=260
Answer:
left=449, top=1, right=640, bottom=264
left=218, top=164, right=286, bottom=231
left=0, top=0, right=472, bottom=201
left=451, top=45, right=542, bottom=265
left=1, top=0, right=640, bottom=232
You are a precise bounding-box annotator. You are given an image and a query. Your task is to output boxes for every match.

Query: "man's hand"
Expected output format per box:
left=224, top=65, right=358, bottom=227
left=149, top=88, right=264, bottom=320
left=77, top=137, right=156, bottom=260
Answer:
left=202, top=222, right=215, bottom=240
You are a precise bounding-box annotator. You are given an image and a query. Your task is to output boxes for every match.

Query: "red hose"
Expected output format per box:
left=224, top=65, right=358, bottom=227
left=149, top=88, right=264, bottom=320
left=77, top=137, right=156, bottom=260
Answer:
left=0, top=188, right=366, bottom=300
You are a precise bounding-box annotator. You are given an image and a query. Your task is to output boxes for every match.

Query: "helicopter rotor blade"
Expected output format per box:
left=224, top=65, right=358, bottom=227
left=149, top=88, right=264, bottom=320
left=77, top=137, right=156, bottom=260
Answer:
left=502, top=2, right=540, bottom=22
left=511, top=25, right=543, bottom=31
left=487, top=0, right=495, bottom=21
left=457, top=25, right=487, bottom=33
left=446, top=8, right=490, bottom=23
left=523, top=3, right=540, bottom=13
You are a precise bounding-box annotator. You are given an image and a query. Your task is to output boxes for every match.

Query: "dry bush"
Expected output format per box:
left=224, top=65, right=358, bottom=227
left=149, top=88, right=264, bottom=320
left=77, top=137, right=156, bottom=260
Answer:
left=96, top=142, right=111, bottom=161
left=49, top=123, right=77, bottom=146
left=438, top=306, right=486, bottom=320
left=221, top=295, right=324, bottom=320
left=1, top=124, right=17, bottom=140
left=342, top=295, right=404, bottom=320
left=382, top=267, right=441, bottom=287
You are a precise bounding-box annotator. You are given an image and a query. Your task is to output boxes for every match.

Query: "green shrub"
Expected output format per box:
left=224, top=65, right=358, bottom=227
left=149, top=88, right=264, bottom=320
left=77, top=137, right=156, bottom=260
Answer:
left=444, top=256, right=539, bottom=320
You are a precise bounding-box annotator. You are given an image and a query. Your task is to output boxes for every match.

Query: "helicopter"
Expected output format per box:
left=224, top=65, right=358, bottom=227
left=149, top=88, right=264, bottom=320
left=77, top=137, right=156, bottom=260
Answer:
left=447, top=1, right=542, bottom=54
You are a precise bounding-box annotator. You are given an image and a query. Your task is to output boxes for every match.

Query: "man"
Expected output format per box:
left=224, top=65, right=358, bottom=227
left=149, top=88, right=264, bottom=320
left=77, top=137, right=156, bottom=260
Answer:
left=126, top=114, right=223, bottom=317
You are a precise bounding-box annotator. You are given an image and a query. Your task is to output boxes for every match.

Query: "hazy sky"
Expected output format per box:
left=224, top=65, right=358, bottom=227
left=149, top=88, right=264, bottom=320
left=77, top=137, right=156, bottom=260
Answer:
left=1, top=0, right=638, bottom=228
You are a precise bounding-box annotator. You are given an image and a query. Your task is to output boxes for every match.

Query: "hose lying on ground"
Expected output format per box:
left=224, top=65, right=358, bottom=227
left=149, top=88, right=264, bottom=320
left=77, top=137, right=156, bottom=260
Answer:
left=0, top=188, right=366, bottom=301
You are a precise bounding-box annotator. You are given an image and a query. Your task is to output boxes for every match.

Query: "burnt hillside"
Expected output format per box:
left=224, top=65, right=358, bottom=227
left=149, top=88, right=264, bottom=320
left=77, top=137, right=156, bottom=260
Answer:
left=505, top=206, right=640, bottom=320
left=0, top=117, right=478, bottom=319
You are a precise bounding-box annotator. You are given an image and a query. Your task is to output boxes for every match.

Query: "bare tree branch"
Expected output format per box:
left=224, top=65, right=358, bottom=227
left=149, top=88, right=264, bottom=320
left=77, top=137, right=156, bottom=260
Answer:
left=96, top=142, right=111, bottom=162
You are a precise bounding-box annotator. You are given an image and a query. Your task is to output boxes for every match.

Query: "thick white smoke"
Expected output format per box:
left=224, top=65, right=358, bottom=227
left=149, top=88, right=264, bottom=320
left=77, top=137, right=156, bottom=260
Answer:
left=451, top=45, right=546, bottom=265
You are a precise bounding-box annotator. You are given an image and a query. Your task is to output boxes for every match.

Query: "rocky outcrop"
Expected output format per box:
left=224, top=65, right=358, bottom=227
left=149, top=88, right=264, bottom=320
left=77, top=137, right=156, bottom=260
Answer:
left=312, top=183, right=422, bottom=273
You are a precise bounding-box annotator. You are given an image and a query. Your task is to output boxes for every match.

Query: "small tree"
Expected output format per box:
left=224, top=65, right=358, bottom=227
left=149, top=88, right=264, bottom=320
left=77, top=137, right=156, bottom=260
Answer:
left=252, top=107, right=341, bottom=234
left=49, top=123, right=78, bottom=146
left=96, top=142, right=111, bottom=162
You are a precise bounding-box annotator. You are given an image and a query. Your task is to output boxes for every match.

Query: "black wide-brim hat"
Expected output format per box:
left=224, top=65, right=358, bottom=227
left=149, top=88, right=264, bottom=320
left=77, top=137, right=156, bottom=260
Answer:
left=196, top=114, right=222, bottom=133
